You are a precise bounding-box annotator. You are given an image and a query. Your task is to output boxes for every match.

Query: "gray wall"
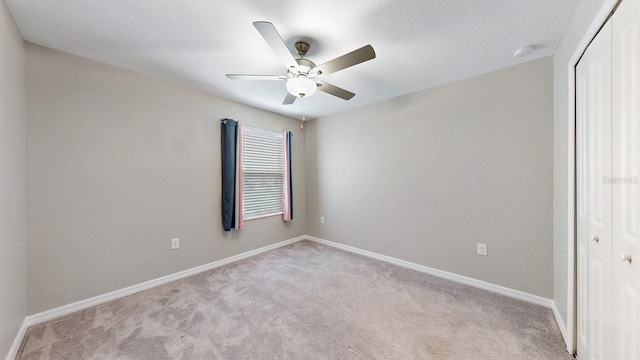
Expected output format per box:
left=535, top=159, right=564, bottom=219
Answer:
left=26, top=44, right=306, bottom=314
left=305, top=57, right=554, bottom=298
left=0, top=0, right=26, bottom=357
left=552, top=0, right=607, bottom=327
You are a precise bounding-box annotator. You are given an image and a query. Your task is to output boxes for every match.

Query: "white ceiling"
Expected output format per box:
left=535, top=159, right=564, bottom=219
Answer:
left=4, top=0, right=578, bottom=120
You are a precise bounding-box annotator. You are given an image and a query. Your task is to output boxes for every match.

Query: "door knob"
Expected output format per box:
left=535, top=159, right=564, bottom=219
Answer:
left=591, top=235, right=599, bottom=243
left=621, top=253, right=633, bottom=264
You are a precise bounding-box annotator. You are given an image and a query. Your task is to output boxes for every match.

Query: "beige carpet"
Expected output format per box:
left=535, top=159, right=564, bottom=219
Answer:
left=16, top=240, right=572, bottom=359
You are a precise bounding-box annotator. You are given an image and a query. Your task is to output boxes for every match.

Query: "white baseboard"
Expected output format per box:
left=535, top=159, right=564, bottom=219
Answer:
left=5, top=318, right=28, bottom=360
left=7, top=235, right=305, bottom=359
left=305, top=236, right=553, bottom=308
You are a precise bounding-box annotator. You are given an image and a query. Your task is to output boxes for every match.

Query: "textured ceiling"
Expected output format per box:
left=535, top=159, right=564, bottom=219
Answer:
left=5, top=0, right=578, bottom=120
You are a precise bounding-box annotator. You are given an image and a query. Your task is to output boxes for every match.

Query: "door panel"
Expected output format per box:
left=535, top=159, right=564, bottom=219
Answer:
left=576, top=49, right=590, bottom=359
left=612, top=0, right=640, bottom=358
left=588, top=257, right=607, bottom=360
left=587, top=21, right=613, bottom=360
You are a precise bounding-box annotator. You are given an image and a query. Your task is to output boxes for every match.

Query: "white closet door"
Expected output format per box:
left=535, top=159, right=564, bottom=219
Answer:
left=587, top=20, right=613, bottom=360
left=576, top=19, right=613, bottom=360
left=576, top=51, right=590, bottom=359
left=612, top=0, right=640, bottom=358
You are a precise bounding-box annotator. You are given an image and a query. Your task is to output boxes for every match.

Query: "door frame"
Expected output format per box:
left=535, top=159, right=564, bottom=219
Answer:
left=565, top=0, right=619, bottom=354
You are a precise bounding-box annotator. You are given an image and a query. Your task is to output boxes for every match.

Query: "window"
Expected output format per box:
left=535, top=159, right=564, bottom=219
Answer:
left=240, top=124, right=285, bottom=220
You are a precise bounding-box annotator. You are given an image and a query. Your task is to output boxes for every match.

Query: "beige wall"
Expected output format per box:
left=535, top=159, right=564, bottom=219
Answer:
left=552, top=0, right=608, bottom=327
left=306, top=57, right=554, bottom=298
left=0, top=1, right=26, bottom=357
left=26, top=44, right=306, bottom=314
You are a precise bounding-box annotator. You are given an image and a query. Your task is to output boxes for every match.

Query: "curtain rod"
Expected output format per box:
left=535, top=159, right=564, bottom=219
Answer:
left=219, top=119, right=293, bottom=136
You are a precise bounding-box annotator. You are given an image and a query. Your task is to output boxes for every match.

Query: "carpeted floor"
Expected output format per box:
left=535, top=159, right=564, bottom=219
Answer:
left=16, top=240, right=573, bottom=359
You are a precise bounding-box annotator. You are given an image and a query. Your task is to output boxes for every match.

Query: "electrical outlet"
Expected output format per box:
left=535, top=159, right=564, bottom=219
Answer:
left=477, top=243, right=488, bottom=256
left=320, top=216, right=325, bottom=224
left=171, top=238, right=180, bottom=250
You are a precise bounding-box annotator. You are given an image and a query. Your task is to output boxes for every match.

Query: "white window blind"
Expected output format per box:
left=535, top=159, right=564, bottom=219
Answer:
left=241, top=125, right=285, bottom=219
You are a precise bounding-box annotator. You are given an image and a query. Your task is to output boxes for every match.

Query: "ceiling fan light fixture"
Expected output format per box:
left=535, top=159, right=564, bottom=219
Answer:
left=286, top=77, right=317, bottom=97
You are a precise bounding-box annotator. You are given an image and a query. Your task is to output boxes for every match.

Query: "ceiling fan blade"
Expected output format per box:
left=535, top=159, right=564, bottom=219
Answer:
left=282, top=93, right=297, bottom=105
left=314, top=45, right=375, bottom=76
left=253, top=21, right=298, bottom=71
left=315, top=80, right=356, bottom=100
left=226, top=74, right=287, bottom=81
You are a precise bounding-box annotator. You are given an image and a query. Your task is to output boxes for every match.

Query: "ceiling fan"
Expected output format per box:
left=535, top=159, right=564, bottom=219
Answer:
left=226, top=21, right=376, bottom=105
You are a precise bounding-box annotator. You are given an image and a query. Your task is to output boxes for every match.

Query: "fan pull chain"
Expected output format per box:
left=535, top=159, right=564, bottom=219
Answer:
left=300, top=116, right=306, bottom=131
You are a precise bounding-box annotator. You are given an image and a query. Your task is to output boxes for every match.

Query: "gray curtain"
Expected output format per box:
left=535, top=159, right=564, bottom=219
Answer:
left=220, top=118, right=237, bottom=231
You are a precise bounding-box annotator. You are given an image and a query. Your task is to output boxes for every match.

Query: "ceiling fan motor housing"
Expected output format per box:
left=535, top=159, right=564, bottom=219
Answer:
left=293, top=58, right=317, bottom=76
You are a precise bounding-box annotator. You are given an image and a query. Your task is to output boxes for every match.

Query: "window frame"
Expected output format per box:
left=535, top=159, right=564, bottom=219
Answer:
left=239, top=124, right=286, bottom=221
